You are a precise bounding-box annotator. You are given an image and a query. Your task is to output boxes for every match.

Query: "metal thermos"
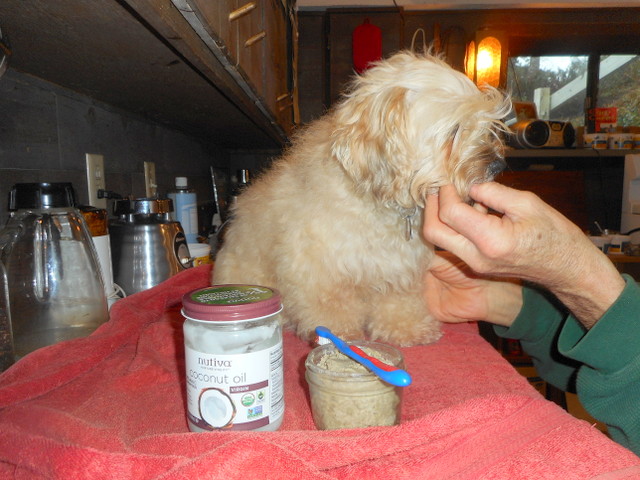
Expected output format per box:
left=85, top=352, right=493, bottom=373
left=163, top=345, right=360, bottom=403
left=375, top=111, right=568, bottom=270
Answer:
left=109, top=198, right=192, bottom=296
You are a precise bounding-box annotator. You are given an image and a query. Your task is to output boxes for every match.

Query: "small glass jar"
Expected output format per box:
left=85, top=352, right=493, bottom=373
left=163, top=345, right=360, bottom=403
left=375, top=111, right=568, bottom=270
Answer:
left=182, top=285, right=284, bottom=432
left=305, top=341, right=404, bottom=430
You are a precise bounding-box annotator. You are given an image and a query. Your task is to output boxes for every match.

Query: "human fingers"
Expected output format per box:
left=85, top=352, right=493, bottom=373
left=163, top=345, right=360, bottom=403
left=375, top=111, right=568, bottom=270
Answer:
left=424, top=190, right=478, bottom=251
left=471, top=181, right=583, bottom=248
left=423, top=192, right=458, bottom=246
left=437, top=185, right=503, bottom=246
left=469, top=182, right=541, bottom=219
left=472, top=200, right=488, bottom=214
left=424, top=189, right=493, bottom=268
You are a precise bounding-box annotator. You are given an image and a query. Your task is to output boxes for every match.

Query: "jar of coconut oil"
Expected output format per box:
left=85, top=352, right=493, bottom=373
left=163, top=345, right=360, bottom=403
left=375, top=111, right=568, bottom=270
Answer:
left=182, top=285, right=284, bottom=432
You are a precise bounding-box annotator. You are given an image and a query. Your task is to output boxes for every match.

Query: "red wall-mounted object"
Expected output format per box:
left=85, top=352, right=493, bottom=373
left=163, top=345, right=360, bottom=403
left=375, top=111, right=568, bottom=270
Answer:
left=352, top=18, right=382, bottom=74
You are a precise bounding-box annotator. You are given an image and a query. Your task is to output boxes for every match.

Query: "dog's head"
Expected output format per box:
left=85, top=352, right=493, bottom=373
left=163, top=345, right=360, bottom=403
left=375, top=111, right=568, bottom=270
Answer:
left=330, top=50, right=511, bottom=209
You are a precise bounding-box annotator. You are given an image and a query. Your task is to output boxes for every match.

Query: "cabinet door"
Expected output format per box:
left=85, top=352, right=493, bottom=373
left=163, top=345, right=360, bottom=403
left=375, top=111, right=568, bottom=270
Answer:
left=228, top=0, right=263, bottom=95
left=264, top=0, right=294, bottom=133
left=219, top=0, right=239, bottom=61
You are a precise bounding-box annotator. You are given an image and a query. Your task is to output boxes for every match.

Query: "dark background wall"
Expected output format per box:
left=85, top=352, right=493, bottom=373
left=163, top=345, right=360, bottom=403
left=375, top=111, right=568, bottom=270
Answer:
left=0, top=69, right=279, bottom=230
left=2, top=7, right=638, bottom=233
left=298, top=7, right=640, bottom=122
left=296, top=7, right=639, bottom=233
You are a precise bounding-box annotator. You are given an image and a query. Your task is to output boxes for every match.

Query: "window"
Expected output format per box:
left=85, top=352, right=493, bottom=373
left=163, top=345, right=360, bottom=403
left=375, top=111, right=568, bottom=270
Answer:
left=507, top=54, right=640, bottom=131
left=598, top=55, right=640, bottom=127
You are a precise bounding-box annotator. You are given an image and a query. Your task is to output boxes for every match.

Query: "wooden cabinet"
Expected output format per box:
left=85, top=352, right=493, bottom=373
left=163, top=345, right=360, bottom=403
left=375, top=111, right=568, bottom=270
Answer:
left=177, top=1, right=263, bottom=91
left=609, top=255, right=640, bottom=281
left=1, top=0, right=296, bottom=150
left=165, top=0, right=296, bottom=136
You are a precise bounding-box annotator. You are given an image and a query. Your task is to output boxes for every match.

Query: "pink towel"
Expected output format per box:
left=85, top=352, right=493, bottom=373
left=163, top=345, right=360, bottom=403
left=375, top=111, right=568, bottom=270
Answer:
left=1, top=265, right=639, bottom=479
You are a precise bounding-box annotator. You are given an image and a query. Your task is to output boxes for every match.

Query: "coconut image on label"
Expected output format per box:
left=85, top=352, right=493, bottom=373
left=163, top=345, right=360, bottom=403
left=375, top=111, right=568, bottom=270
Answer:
left=199, top=387, right=237, bottom=428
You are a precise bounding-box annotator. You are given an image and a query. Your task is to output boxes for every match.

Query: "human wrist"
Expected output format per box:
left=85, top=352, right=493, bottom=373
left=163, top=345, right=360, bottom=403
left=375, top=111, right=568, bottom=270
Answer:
left=558, top=275, right=640, bottom=373
left=487, top=279, right=523, bottom=327
left=552, top=248, right=625, bottom=329
left=494, top=284, right=565, bottom=341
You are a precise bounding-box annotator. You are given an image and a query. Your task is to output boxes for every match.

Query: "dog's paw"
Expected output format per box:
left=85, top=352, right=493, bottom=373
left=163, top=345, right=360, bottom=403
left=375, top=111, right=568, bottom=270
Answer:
left=368, top=320, right=442, bottom=347
left=366, top=291, right=442, bottom=346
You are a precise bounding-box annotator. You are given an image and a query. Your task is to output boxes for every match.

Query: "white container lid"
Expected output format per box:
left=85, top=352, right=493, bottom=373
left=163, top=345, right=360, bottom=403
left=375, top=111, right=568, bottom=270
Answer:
left=188, top=243, right=210, bottom=257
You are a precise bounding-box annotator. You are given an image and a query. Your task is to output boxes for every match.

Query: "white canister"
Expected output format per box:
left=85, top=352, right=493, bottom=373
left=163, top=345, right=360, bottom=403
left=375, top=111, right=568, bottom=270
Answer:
left=584, top=133, right=608, bottom=149
left=608, top=235, right=631, bottom=255
left=182, top=285, right=284, bottom=432
left=589, top=235, right=608, bottom=252
left=609, top=133, right=634, bottom=150
left=188, top=243, right=211, bottom=266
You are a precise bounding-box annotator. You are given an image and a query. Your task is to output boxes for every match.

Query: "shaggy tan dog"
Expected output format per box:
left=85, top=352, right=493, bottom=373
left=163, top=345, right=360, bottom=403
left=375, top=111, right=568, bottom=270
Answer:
left=213, top=51, right=511, bottom=346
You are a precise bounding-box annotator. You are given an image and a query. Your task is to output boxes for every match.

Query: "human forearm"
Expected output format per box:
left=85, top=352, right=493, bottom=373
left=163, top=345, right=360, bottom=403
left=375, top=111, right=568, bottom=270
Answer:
left=549, top=244, right=625, bottom=329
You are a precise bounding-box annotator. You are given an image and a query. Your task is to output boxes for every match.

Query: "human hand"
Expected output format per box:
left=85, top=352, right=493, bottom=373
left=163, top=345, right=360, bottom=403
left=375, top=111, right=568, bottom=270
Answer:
left=424, top=182, right=583, bottom=283
left=425, top=252, right=522, bottom=327
left=424, top=182, right=625, bottom=328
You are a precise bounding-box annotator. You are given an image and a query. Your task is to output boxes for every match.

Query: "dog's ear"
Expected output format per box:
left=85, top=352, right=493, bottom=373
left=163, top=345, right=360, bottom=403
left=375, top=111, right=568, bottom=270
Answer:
left=330, top=86, right=412, bottom=202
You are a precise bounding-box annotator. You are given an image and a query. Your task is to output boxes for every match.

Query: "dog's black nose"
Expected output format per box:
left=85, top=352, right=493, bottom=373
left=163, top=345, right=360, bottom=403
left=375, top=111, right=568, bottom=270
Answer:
left=487, top=159, right=506, bottom=178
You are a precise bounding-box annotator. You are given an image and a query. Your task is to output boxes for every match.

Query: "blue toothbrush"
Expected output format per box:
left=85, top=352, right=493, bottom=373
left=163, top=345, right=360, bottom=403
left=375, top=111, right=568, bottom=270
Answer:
left=315, top=326, right=412, bottom=387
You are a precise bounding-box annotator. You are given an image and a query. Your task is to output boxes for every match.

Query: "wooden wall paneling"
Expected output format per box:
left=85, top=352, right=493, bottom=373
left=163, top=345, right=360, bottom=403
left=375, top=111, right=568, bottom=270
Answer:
left=401, top=13, right=469, bottom=72
left=400, top=8, right=640, bottom=57
left=301, top=7, right=640, bottom=112
left=297, top=13, right=327, bottom=124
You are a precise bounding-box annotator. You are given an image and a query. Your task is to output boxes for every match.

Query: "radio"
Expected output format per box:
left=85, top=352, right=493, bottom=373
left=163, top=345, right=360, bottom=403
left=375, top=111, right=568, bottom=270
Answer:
left=508, top=119, right=576, bottom=149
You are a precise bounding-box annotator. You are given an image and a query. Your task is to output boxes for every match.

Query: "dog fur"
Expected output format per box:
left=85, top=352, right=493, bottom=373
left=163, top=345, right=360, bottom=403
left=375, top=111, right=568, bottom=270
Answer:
left=212, top=51, right=511, bottom=346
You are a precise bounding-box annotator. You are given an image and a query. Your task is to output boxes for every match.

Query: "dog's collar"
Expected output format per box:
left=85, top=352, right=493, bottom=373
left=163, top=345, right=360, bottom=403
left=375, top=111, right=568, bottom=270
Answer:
left=399, top=206, right=417, bottom=241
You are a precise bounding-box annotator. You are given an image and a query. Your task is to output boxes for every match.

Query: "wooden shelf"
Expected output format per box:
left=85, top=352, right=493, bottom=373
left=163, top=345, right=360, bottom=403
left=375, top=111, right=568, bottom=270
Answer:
left=608, top=254, right=640, bottom=264
left=505, top=148, right=634, bottom=159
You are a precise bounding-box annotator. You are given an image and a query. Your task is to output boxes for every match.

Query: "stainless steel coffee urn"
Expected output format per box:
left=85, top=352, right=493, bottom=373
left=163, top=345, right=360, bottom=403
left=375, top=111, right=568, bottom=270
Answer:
left=109, top=198, right=192, bottom=295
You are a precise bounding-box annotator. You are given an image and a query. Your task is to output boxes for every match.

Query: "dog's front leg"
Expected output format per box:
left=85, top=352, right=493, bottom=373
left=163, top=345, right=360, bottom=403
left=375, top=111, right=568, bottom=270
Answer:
left=284, top=281, right=372, bottom=342
left=366, top=286, right=442, bottom=346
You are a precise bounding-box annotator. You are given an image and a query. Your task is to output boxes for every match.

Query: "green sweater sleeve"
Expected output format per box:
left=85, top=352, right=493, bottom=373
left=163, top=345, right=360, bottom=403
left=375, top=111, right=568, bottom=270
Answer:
left=494, top=284, right=579, bottom=392
left=556, top=275, right=640, bottom=453
left=496, top=274, right=640, bottom=454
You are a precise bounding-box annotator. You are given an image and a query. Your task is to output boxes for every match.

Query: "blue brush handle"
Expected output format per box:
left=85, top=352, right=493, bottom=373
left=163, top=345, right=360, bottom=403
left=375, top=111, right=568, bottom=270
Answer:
left=315, top=326, right=412, bottom=387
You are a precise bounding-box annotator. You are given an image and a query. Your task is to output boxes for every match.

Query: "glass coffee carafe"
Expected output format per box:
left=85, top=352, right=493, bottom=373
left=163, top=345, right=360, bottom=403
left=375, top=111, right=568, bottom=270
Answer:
left=0, top=183, right=108, bottom=366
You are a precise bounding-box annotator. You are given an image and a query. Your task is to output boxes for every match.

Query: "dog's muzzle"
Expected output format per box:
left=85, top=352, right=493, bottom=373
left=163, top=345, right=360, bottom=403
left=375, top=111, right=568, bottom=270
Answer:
left=487, top=159, right=507, bottom=179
